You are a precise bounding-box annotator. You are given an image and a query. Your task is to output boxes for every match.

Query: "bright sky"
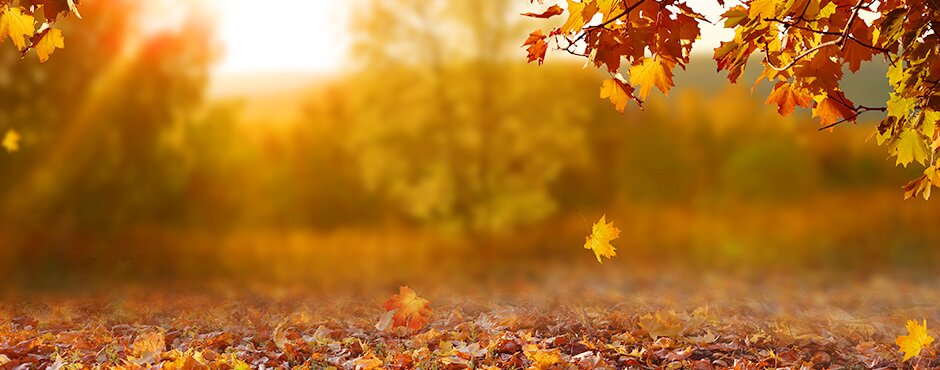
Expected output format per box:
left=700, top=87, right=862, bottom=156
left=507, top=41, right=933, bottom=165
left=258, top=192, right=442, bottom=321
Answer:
left=208, top=1, right=731, bottom=75
left=214, top=0, right=351, bottom=75
left=693, top=2, right=735, bottom=52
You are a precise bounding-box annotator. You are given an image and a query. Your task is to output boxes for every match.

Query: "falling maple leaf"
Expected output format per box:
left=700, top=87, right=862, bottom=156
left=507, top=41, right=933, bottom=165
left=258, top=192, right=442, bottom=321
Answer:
left=522, top=5, right=564, bottom=18
left=3, top=129, right=19, bottom=153
left=629, top=57, right=673, bottom=100
left=583, top=215, right=619, bottom=264
left=381, top=286, right=432, bottom=331
left=0, top=6, right=35, bottom=50
left=896, top=319, right=934, bottom=361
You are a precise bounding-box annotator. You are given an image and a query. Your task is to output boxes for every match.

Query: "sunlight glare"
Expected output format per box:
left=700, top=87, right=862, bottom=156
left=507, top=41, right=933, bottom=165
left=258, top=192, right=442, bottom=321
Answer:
left=214, top=0, right=351, bottom=75
left=690, top=2, right=734, bottom=53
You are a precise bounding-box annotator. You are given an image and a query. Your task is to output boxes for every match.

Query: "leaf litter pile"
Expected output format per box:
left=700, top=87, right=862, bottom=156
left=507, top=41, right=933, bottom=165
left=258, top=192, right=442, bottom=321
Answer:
left=1, top=274, right=939, bottom=370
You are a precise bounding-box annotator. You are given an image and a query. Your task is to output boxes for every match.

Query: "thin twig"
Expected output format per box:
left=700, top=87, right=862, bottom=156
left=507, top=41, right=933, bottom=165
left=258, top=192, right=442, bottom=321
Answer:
left=818, top=106, right=887, bottom=131
left=764, top=0, right=869, bottom=72
left=564, top=0, right=646, bottom=53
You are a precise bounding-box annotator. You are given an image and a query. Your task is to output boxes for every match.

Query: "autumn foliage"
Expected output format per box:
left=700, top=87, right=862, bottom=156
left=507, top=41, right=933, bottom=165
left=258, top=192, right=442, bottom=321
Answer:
left=0, top=0, right=78, bottom=154
left=0, top=0, right=76, bottom=62
left=0, top=1, right=938, bottom=368
left=524, top=0, right=940, bottom=198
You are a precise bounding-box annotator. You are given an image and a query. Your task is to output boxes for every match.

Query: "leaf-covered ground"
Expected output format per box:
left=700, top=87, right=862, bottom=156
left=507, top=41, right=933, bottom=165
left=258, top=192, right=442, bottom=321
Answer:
left=1, top=275, right=938, bottom=369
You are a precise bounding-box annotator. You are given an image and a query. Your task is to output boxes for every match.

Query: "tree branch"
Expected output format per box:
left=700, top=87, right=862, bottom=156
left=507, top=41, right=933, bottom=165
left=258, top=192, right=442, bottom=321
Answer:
left=563, top=0, right=646, bottom=54
left=818, top=105, right=887, bottom=131
left=763, top=0, right=870, bottom=72
left=763, top=18, right=889, bottom=53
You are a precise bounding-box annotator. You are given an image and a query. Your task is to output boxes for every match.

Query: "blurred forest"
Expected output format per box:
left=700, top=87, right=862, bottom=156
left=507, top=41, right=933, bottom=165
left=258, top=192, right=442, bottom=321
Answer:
left=1, top=0, right=938, bottom=290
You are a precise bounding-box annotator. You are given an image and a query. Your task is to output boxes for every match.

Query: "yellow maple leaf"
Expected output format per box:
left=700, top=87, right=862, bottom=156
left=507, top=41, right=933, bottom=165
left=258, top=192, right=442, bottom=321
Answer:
left=748, top=0, right=778, bottom=19
left=895, top=130, right=929, bottom=167
left=629, top=57, right=673, bottom=100
left=0, top=6, right=35, bottom=50
left=583, top=215, right=620, bottom=264
left=352, top=351, right=383, bottom=370
left=130, top=331, right=165, bottom=364
left=903, top=173, right=933, bottom=200
left=381, top=286, right=432, bottom=331
left=35, top=27, right=64, bottom=63
left=896, top=319, right=934, bottom=361
left=560, top=0, right=588, bottom=34
left=928, top=165, right=940, bottom=188
left=523, top=344, right=563, bottom=370
left=638, top=311, right=685, bottom=339
left=3, top=129, right=19, bottom=153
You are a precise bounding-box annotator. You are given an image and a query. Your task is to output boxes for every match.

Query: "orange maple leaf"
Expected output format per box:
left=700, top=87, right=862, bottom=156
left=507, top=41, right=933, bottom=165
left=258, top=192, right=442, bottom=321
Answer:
left=766, top=82, right=812, bottom=116
left=600, top=77, right=637, bottom=113
left=382, top=286, right=432, bottom=331
left=521, top=5, right=563, bottom=19
left=812, top=91, right=856, bottom=127
left=522, top=30, right=548, bottom=65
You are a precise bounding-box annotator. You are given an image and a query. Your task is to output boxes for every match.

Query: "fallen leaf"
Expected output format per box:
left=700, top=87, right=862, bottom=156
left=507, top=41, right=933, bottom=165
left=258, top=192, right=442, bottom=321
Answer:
left=375, top=309, right=395, bottom=331
left=382, top=286, right=432, bottom=331
left=523, top=344, right=563, bottom=370
left=131, top=331, right=165, bottom=365
left=639, top=311, right=685, bottom=339
left=896, top=319, right=934, bottom=361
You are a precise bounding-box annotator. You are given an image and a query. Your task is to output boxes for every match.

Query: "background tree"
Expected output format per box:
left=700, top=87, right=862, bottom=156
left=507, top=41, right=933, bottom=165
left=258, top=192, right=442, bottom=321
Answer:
left=0, top=0, right=216, bottom=282
left=347, top=0, right=593, bottom=233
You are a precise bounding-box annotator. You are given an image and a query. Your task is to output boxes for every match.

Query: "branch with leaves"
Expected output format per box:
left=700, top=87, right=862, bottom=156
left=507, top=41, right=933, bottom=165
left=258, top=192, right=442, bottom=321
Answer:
left=0, top=0, right=81, bottom=154
left=523, top=0, right=940, bottom=199
left=1, top=0, right=79, bottom=62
